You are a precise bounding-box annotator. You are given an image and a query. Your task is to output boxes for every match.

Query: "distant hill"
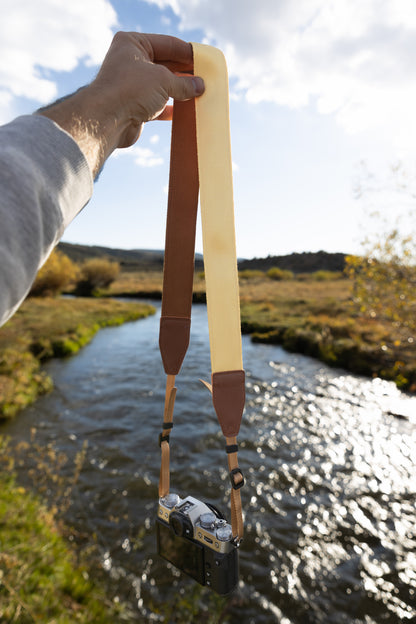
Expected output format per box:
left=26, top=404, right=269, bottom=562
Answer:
left=58, top=242, right=347, bottom=274
left=238, top=250, right=347, bottom=274
left=58, top=242, right=205, bottom=271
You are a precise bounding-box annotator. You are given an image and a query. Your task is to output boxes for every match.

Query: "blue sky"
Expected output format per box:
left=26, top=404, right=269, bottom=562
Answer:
left=1, top=0, right=415, bottom=259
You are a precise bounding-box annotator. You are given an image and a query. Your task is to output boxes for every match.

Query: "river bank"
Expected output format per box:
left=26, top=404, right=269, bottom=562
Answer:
left=0, top=297, right=155, bottom=419
left=0, top=436, right=135, bottom=622
left=105, top=270, right=416, bottom=392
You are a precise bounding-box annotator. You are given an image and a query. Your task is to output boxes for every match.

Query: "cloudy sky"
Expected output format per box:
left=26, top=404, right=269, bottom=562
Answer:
left=1, top=0, right=415, bottom=258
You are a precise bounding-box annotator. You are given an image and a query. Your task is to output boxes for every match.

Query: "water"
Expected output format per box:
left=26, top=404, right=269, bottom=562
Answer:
left=2, top=303, right=416, bottom=623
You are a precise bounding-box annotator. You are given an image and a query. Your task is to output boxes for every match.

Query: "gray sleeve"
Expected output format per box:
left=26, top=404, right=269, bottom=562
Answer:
left=0, top=114, right=93, bottom=326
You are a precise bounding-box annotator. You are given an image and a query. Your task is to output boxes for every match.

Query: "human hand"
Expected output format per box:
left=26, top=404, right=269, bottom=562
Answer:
left=91, top=31, right=205, bottom=148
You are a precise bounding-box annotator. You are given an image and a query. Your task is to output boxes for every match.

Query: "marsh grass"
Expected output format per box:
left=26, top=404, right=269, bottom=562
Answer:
left=104, top=269, right=416, bottom=390
left=238, top=275, right=415, bottom=390
left=0, top=297, right=155, bottom=418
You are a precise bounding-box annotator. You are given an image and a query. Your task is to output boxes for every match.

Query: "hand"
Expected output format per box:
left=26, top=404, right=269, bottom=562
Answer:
left=38, top=32, right=205, bottom=177
left=92, top=32, right=205, bottom=147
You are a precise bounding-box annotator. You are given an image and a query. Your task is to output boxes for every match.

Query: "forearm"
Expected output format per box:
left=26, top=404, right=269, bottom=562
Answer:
left=36, top=84, right=123, bottom=179
left=0, top=115, right=92, bottom=326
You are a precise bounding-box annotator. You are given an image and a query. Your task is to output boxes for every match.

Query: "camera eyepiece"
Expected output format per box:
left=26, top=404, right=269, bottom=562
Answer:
left=169, top=510, right=193, bottom=538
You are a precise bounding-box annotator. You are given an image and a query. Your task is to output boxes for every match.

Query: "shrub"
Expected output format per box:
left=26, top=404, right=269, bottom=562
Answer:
left=310, top=270, right=343, bottom=281
left=30, top=250, right=79, bottom=296
left=76, top=258, right=120, bottom=296
left=238, top=269, right=264, bottom=280
left=266, top=267, right=294, bottom=280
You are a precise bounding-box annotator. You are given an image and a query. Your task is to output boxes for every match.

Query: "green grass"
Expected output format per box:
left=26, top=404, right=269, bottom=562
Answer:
left=239, top=277, right=416, bottom=391
left=0, top=438, right=132, bottom=623
left=0, top=297, right=155, bottom=418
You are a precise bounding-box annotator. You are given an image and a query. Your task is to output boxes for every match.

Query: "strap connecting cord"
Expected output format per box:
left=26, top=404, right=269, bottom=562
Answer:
left=158, top=374, right=176, bottom=498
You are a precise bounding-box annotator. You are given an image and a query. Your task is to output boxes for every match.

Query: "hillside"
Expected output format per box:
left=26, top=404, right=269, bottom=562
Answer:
left=238, top=250, right=347, bottom=273
left=58, top=242, right=347, bottom=274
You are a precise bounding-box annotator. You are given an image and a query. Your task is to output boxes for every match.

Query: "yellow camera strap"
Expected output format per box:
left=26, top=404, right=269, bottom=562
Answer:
left=158, top=43, right=245, bottom=542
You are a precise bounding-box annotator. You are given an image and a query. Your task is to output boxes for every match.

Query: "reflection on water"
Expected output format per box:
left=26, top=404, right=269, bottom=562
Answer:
left=1, top=303, right=415, bottom=623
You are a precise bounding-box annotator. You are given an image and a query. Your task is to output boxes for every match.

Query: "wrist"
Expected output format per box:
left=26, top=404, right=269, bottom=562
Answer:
left=36, top=84, right=126, bottom=178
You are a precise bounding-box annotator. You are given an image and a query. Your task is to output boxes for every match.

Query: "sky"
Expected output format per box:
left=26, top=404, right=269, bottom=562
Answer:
left=1, top=0, right=415, bottom=259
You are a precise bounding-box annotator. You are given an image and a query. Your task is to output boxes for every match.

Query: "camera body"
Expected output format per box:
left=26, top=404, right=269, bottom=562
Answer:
left=156, top=493, right=239, bottom=595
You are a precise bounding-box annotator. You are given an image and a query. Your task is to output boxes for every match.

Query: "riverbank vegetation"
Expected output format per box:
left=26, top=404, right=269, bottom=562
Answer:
left=103, top=267, right=415, bottom=392
left=0, top=437, right=133, bottom=623
left=0, top=297, right=155, bottom=419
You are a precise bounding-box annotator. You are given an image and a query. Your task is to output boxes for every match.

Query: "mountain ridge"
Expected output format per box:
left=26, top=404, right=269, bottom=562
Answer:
left=58, top=242, right=348, bottom=273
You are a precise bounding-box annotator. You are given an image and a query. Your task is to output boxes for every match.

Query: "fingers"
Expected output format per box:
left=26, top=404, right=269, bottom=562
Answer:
left=168, top=74, right=205, bottom=102
left=140, top=33, right=194, bottom=71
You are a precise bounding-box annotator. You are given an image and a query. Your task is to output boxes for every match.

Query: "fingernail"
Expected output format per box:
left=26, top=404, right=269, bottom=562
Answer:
left=192, top=76, right=205, bottom=96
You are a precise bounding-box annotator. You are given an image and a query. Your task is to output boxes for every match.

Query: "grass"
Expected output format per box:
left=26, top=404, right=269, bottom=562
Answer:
left=0, top=297, right=155, bottom=418
left=0, top=437, right=132, bottom=623
left=236, top=273, right=415, bottom=390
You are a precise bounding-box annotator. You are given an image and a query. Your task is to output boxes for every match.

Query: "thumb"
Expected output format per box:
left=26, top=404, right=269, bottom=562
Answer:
left=169, top=74, right=205, bottom=101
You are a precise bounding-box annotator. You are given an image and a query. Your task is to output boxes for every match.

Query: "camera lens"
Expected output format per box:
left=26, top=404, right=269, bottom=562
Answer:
left=216, top=524, right=233, bottom=542
left=200, top=512, right=216, bottom=529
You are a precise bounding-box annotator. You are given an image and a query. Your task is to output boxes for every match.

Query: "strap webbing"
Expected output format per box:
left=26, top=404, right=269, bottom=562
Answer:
left=158, top=43, right=245, bottom=542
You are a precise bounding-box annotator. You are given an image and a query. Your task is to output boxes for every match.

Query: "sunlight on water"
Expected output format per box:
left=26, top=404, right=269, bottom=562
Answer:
left=241, top=352, right=416, bottom=623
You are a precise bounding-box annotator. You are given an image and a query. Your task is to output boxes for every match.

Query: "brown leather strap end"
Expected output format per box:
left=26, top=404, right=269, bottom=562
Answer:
left=159, top=317, right=191, bottom=375
left=212, top=370, right=245, bottom=437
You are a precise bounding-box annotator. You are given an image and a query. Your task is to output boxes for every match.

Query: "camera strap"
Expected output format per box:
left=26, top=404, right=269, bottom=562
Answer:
left=158, top=43, right=245, bottom=543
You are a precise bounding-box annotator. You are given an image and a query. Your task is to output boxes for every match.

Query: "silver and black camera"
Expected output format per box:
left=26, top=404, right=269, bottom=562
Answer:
left=156, top=493, right=239, bottom=595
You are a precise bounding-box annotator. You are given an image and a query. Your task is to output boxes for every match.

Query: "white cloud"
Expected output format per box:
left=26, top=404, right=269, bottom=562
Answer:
left=113, top=144, right=164, bottom=167
left=0, top=0, right=117, bottom=115
left=144, top=0, right=416, bottom=148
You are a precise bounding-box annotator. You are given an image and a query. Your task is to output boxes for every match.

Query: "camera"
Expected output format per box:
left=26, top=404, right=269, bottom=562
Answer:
left=156, top=493, right=239, bottom=595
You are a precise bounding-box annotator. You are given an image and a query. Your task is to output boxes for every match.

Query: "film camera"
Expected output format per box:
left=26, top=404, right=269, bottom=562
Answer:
left=156, top=493, right=239, bottom=595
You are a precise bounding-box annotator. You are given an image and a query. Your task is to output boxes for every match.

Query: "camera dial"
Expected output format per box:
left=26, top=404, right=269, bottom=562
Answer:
left=216, top=524, right=233, bottom=542
left=160, top=493, right=180, bottom=509
left=200, top=512, right=216, bottom=529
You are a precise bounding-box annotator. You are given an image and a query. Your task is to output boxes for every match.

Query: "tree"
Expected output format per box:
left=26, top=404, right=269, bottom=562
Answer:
left=346, top=162, right=416, bottom=341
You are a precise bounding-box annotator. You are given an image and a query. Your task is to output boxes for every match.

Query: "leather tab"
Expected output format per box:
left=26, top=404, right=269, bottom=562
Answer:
left=159, top=317, right=191, bottom=375
left=212, top=370, right=245, bottom=437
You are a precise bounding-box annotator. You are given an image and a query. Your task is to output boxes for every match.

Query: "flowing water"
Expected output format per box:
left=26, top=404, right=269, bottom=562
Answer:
left=2, top=303, right=416, bottom=623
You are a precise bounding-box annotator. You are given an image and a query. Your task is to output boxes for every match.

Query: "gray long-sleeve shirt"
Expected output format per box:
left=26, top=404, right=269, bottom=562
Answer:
left=0, top=115, right=93, bottom=326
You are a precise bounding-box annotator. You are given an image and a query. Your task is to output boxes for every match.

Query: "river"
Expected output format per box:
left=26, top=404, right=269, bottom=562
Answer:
left=1, top=302, right=416, bottom=623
